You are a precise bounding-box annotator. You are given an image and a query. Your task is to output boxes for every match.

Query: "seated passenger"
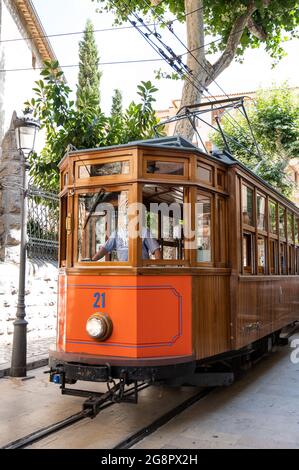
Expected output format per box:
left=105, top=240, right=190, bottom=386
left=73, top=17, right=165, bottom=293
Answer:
left=92, top=227, right=161, bottom=261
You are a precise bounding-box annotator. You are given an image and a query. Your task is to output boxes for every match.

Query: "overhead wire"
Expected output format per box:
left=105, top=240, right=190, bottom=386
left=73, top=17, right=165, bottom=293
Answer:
left=141, top=0, right=297, bottom=185
left=140, top=0, right=263, bottom=158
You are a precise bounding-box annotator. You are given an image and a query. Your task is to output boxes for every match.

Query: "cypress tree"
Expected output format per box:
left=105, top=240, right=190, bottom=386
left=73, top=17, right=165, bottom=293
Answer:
left=111, top=89, right=123, bottom=118
left=76, top=19, right=101, bottom=110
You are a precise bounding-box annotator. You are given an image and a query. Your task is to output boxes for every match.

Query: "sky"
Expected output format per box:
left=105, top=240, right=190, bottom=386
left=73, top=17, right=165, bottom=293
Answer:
left=26, top=0, right=299, bottom=115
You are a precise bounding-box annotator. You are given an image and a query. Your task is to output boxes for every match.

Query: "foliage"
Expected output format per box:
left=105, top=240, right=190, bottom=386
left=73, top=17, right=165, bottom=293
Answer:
left=76, top=19, right=102, bottom=110
left=211, top=85, right=299, bottom=196
left=25, top=62, right=163, bottom=192
left=94, top=0, right=299, bottom=63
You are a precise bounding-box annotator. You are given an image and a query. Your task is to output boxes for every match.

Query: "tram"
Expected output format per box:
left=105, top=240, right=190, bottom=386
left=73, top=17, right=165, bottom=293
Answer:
left=49, top=136, right=299, bottom=395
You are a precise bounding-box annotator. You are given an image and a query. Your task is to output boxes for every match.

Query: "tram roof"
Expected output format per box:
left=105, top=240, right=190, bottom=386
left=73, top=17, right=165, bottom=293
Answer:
left=64, top=135, right=237, bottom=166
left=64, top=136, right=298, bottom=211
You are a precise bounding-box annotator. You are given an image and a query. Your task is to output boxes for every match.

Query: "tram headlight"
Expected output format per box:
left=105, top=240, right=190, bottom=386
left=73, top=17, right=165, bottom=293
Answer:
left=86, top=314, right=113, bottom=340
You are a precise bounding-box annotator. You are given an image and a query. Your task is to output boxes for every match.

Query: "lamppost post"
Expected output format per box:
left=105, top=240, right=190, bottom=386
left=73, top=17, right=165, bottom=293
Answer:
left=10, top=113, right=40, bottom=378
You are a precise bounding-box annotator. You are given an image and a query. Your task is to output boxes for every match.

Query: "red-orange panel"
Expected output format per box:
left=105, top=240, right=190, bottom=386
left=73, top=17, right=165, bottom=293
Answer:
left=60, top=275, right=192, bottom=359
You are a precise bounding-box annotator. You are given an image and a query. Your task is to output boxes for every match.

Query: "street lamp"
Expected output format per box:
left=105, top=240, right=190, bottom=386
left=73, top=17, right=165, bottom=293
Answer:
left=10, top=113, right=40, bottom=377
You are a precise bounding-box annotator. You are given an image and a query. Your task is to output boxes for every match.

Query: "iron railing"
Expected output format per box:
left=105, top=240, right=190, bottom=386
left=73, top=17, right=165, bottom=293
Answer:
left=27, top=186, right=59, bottom=261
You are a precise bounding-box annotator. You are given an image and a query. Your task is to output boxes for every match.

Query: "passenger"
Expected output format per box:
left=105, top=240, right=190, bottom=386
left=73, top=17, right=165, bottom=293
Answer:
left=92, top=227, right=161, bottom=261
left=92, top=190, right=161, bottom=261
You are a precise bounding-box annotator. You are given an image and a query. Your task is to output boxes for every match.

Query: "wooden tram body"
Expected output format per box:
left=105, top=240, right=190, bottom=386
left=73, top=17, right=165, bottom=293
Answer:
left=49, top=136, right=299, bottom=386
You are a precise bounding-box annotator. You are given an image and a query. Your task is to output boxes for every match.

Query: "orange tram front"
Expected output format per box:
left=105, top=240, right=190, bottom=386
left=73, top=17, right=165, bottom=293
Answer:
left=49, top=136, right=299, bottom=392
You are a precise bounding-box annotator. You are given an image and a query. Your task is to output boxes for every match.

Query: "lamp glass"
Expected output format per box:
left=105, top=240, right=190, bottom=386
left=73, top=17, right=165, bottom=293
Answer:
left=15, top=116, right=40, bottom=157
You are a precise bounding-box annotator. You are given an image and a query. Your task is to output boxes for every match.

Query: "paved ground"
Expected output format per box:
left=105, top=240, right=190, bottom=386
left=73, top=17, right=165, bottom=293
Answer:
left=0, top=337, right=55, bottom=373
left=0, top=336, right=298, bottom=449
left=133, top=335, right=299, bottom=449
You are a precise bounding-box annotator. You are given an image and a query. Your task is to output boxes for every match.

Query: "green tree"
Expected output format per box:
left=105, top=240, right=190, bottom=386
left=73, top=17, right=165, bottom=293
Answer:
left=25, top=62, right=162, bottom=191
left=211, top=85, right=299, bottom=196
left=111, top=88, right=123, bottom=118
left=95, top=0, right=299, bottom=139
left=107, top=89, right=124, bottom=145
left=76, top=19, right=102, bottom=110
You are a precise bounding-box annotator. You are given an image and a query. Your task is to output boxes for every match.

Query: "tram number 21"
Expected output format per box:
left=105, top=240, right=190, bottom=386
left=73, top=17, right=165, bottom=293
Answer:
left=93, top=292, right=106, bottom=309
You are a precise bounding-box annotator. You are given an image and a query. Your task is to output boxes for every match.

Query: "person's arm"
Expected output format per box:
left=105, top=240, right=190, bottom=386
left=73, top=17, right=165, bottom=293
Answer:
left=92, top=246, right=108, bottom=261
left=92, top=234, right=116, bottom=261
left=144, top=232, right=162, bottom=259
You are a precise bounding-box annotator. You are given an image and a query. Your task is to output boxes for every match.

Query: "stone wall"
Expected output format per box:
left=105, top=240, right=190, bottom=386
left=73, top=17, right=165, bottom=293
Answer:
left=0, top=260, right=57, bottom=345
left=0, top=113, right=23, bottom=262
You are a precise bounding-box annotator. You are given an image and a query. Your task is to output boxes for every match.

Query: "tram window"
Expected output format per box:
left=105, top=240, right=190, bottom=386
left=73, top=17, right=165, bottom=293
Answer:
left=78, top=161, right=130, bottom=178
left=269, top=200, right=277, bottom=234
left=288, top=245, right=294, bottom=274
left=287, top=212, right=294, bottom=243
left=197, top=163, right=213, bottom=184
left=257, top=237, right=266, bottom=274
left=257, top=194, right=266, bottom=231
left=146, top=160, right=184, bottom=176
left=243, top=233, right=253, bottom=273
left=279, top=207, right=286, bottom=239
left=269, top=239, right=278, bottom=274
left=196, top=194, right=212, bottom=263
left=296, top=247, right=299, bottom=274
left=217, top=170, right=225, bottom=189
left=142, top=184, right=185, bottom=261
left=77, top=190, right=129, bottom=263
left=242, top=185, right=254, bottom=226
left=62, top=171, right=68, bottom=188
left=280, top=242, right=287, bottom=274
left=217, top=197, right=226, bottom=264
left=295, top=219, right=299, bottom=245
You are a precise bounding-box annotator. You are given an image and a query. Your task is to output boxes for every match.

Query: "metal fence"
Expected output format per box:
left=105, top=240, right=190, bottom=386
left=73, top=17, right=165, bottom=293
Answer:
left=27, top=186, right=59, bottom=261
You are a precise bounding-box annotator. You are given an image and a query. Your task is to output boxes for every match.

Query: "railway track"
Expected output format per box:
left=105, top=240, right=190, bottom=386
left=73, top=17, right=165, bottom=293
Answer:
left=2, top=386, right=213, bottom=450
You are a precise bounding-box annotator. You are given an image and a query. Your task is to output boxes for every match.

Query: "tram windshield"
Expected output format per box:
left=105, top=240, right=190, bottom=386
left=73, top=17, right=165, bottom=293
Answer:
left=78, top=189, right=129, bottom=262
left=142, top=184, right=186, bottom=261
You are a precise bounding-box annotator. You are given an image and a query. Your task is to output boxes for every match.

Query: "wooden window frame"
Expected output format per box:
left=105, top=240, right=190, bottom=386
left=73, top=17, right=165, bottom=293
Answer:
left=196, top=161, right=214, bottom=186
left=75, top=155, right=134, bottom=186
left=142, top=156, right=189, bottom=181
left=194, top=189, right=214, bottom=267
left=73, top=184, right=133, bottom=267
left=241, top=182, right=255, bottom=229
left=242, top=232, right=254, bottom=274
left=141, top=183, right=190, bottom=267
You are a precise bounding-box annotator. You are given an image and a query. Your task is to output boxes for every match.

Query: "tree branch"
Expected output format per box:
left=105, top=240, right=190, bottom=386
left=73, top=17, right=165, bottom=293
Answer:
left=211, top=1, right=257, bottom=80
left=211, top=0, right=272, bottom=81
left=247, top=17, right=268, bottom=41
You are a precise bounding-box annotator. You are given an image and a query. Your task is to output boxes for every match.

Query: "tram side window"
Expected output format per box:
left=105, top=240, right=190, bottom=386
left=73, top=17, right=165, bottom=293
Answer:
left=280, top=242, right=287, bottom=274
left=279, top=207, right=286, bottom=239
left=216, top=196, right=227, bottom=264
left=269, top=200, right=277, bottom=234
left=269, top=239, right=278, bottom=275
left=242, top=185, right=254, bottom=226
left=243, top=233, right=253, bottom=273
left=77, top=190, right=129, bottom=263
left=196, top=193, right=212, bottom=263
left=287, top=212, right=294, bottom=243
left=257, top=236, right=266, bottom=274
left=288, top=245, right=294, bottom=275
left=257, top=194, right=266, bottom=231
left=296, top=247, right=299, bottom=275
left=295, top=218, right=299, bottom=245
left=142, top=184, right=185, bottom=261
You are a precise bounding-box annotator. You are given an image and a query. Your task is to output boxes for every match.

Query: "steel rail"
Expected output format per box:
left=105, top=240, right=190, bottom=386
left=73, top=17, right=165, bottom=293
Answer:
left=113, top=387, right=214, bottom=449
left=2, top=382, right=150, bottom=449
